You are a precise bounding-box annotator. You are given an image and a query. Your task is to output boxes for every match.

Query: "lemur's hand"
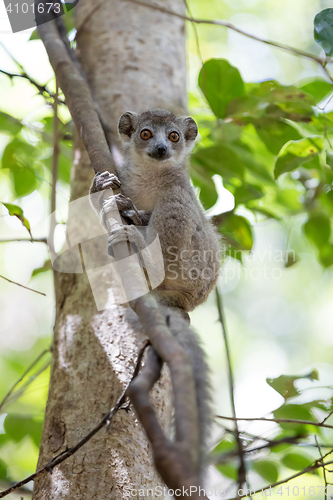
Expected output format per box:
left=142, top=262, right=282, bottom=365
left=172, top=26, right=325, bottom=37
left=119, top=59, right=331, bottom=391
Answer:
left=90, top=171, right=121, bottom=194
left=113, top=193, right=143, bottom=226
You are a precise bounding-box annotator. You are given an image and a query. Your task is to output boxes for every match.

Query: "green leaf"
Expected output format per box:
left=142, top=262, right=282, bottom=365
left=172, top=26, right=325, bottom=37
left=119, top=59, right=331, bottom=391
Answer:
left=318, top=243, right=333, bottom=267
left=29, top=28, right=40, bottom=40
left=281, top=452, right=313, bottom=471
left=303, top=213, right=331, bottom=248
left=0, top=459, right=7, bottom=480
left=190, top=162, right=218, bottom=209
left=216, top=464, right=238, bottom=480
left=267, top=370, right=319, bottom=400
left=0, top=111, right=23, bottom=136
left=254, top=118, right=302, bottom=155
left=1, top=202, right=32, bottom=237
left=31, top=260, right=52, bottom=277
left=274, top=138, right=323, bottom=178
left=314, top=9, right=333, bottom=57
left=273, top=404, right=318, bottom=432
left=275, top=189, right=303, bottom=212
left=193, top=144, right=245, bottom=180
left=213, top=436, right=237, bottom=455
left=299, top=80, right=333, bottom=104
left=234, top=183, right=264, bottom=205
left=4, top=415, right=43, bottom=447
left=252, top=460, right=279, bottom=483
left=198, top=59, right=245, bottom=118
left=215, top=212, right=253, bottom=251
left=1, top=138, right=39, bottom=197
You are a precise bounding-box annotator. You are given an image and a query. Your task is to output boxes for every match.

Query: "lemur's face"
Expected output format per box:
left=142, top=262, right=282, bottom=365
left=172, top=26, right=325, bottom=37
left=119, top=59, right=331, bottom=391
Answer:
left=118, top=109, right=198, bottom=167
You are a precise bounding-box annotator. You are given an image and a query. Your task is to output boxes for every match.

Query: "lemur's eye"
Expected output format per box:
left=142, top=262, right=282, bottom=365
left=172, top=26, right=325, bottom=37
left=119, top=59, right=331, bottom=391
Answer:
left=140, top=129, right=152, bottom=140
left=169, top=131, right=179, bottom=142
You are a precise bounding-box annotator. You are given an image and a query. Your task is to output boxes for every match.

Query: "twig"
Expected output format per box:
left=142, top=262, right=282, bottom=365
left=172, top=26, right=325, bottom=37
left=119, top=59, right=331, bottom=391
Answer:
left=127, top=0, right=333, bottom=84
left=0, top=68, right=64, bottom=104
left=2, top=361, right=51, bottom=410
left=0, top=238, right=47, bottom=243
left=227, top=458, right=333, bottom=500
left=0, top=342, right=149, bottom=499
left=0, top=348, right=51, bottom=413
left=48, top=81, right=59, bottom=255
left=216, top=287, right=246, bottom=494
left=315, top=436, right=328, bottom=500
left=322, top=408, right=333, bottom=424
left=216, top=415, right=333, bottom=429
left=0, top=274, right=46, bottom=296
left=36, top=4, right=115, bottom=175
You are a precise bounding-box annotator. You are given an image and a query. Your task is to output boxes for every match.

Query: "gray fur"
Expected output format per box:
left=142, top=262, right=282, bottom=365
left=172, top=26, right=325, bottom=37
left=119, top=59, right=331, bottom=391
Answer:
left=89, top=109, right=221, bottom=478
left=116, top=108, right=220, bottom=312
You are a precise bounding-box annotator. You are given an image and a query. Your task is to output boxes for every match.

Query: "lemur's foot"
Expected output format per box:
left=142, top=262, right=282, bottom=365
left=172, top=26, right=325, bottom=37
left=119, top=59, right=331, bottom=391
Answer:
left=113, top=193, right=142, bottom=226
left=107, top=225, right=145, bottom=256
left=91, top=171, right=121, bottom=193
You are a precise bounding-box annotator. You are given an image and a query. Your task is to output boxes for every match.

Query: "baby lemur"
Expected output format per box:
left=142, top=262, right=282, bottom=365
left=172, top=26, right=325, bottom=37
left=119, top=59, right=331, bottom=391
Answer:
left=90, top=108, right=221, bottom=477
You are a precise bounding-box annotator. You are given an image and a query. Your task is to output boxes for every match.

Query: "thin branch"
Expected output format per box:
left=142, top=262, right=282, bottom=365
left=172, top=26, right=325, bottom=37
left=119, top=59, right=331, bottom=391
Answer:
left=0, top=274, right=46, bottom=296
left=216, top=287, right=246, bottom=494
left=127, top=0, right=333, bottom=84
left=315, top=436, right=328, bottom=500
left=227, top=458, right=333, bottom=500
left=322, top=408, right=333, bottom=424
left=0, top=68, right=64, bottom=104
left=0, top=238, right=47, bottom=243
left=48, top=81, right=59, bottom=255
left=0, top=348, right=51, bottom=413
left=36, top=5, right=116, bottom=175
left=2, top=361, right=51, bottom=410
left=0, top=342, right=149, bottom=499
left=216, top=414, right=333, bottom=429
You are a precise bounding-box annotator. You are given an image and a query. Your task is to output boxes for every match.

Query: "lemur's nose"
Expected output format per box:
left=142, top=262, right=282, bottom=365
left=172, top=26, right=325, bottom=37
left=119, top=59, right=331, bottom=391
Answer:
left=156, top=144, right=167, bottom=156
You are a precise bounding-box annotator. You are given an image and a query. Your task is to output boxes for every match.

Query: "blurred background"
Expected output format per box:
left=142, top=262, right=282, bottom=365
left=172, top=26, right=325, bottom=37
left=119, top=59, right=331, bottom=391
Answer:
left=0, top=0, right=332, bottom=498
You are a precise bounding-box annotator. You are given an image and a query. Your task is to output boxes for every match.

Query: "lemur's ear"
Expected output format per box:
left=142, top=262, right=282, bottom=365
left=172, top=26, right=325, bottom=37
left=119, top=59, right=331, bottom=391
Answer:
left=183, top=116, right=198, bottom=142
left=118, top=112, right=138, bottom=141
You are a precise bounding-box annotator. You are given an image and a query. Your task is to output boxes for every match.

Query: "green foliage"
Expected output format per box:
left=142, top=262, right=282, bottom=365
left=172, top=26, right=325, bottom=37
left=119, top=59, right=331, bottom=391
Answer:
left=214, top=369, right=332, bottom=485
left=198, top=59, right=245, bottom=118
left=1, top=202, right=31, bottom=237
left=252, top=460, right=279, bottom=483
left=4, top=415, right=43, bottom=448
left=314, top=9, right=333, bottom=57
left=193, top=53, right=333, bottom=266
left=266, top=370, right=319, bottom=400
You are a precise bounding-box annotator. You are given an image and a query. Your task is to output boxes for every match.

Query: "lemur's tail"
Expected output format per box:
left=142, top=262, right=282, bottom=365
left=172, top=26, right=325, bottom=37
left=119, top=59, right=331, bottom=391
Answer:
left=165, top=307, right=213, bottom=481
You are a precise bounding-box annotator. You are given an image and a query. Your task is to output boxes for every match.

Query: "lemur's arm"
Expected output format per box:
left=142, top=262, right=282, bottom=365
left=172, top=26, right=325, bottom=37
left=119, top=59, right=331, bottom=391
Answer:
left=90, top=171, right=151, bottom=226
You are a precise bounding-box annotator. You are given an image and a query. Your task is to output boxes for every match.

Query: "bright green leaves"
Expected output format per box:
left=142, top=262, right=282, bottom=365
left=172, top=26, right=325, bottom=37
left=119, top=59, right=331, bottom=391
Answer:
left=303, top=213, right=333, bottom=267
left=254, top=119, right=302, bottom=155
left=198, top=59, right=245, bottom=118
left=252, top=460, right=279, bottom=483
left=193, top=56, right=333, bottom=268
left=274, top=138, right=322, bottom=178
left=303, top=213, right=331, bottom=248
left=314, top=9, right=333, bottom=57
left=215, top=212, right=253, bottom=250
left=267, top=370, right=319, bottom=400
left=3, top=414, right=43, bottom=448
left=281, top=452, right=313, bottom=471
left=1, top=138, right=40, bottom=197
left=0, top=111, right=23, bottom=136
left=1, top=202, right=32, bottom=237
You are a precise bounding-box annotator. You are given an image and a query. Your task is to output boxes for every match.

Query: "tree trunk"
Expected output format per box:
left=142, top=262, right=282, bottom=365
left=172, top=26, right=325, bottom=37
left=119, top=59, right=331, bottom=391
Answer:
left=32, top=1, right=187, bottom=499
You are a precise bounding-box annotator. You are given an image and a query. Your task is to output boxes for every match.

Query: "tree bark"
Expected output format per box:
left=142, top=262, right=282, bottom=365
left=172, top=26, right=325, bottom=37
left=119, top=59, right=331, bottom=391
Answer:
left=32, top=1, right=187, bottom=499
